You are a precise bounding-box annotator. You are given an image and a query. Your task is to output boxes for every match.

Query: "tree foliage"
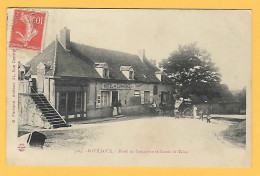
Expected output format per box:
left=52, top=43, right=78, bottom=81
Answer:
left=233, top=87, right=246, bottom=109
left=163, top=43, right=225, bottom=103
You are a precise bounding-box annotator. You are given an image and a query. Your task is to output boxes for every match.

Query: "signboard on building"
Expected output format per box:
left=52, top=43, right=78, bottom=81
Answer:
left=101, top=83, right=135, bottom=90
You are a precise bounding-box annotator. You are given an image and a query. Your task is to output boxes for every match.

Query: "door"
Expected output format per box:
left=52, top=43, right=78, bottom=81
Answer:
left=67, top=92, right=75, bottom=115
left=161, top=92, right=169, bottom=103
left=30, top=78, right=37, bottom=93
left=112, top=91, right=118, bottom=107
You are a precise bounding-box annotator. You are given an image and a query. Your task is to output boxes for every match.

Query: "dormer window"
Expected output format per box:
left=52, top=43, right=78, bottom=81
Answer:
left=155, top=71, right=162, bottom=81
left=129, top=70, right=134, bottom=79
left=120, top=66, right=134, bottom=80
left=94, top=62, right=109, bottom=78
left=103, top=68, right=109, bottom=78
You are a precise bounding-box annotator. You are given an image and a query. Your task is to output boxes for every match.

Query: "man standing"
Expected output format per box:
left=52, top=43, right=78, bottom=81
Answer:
left=193, top=105, right=198, bottom=119
left=199, top=109, right=204, bottom=121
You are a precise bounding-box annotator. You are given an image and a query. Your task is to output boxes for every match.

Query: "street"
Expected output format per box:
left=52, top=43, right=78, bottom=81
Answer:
left=20, top=116, right=248, bottom=167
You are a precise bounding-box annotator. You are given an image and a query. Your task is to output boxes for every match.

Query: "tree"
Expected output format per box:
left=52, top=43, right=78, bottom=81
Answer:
left=233, top=87, right=246, bottom=109
left=162, top=43, right=223, bottom=103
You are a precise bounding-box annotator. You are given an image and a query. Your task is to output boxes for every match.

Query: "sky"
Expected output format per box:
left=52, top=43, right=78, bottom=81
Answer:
left=9, top=9, right=251, bottom=90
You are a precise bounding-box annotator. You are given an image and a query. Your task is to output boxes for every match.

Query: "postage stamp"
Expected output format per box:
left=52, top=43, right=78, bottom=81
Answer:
left=9, top=9, right=46, bottom=51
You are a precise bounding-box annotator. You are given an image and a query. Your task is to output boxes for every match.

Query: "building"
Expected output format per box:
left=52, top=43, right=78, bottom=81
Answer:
left=19, top=27, right=175, bottom=121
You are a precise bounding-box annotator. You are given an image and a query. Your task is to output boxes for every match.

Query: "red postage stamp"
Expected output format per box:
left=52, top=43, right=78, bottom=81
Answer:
left=9, top=9, right=46, bottom=51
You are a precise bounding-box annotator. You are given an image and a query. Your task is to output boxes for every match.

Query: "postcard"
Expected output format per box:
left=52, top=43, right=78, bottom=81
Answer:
left=6, top=8, right=251, bottom=167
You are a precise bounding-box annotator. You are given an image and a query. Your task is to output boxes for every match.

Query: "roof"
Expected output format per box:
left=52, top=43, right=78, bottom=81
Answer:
left=26, top=41, right=56, bottom=76
left=26, top=39, right=174, bottom=84
left=55, top=41, right=100, bottom=78
left=94, top=63, right=107, bottom=68
left=120, top=66, right=132, bottom=71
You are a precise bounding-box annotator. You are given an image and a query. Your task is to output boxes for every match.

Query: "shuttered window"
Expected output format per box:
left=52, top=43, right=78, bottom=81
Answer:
left=101, top=91, right=110, bottom=107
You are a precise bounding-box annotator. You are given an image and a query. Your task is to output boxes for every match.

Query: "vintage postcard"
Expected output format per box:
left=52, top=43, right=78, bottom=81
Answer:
left=6, top=8, right=251, bottom=167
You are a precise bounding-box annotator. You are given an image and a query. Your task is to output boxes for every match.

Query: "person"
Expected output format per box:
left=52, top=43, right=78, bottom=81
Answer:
left=159, top=102, right=164, bottom=116
left=117, top=100, right=122, bottom=115
left=160, top=102, right=167, bottom=117
left=112, top=100, right=118, bottom=116
left=193, top=105, right=198, bottom=119
left=205, top=108, right=211, bottom=123
left=174, top=108, right=179, bottom=119
left=151, top=101, right=157, bottom=116
left=199, top=109, right=204, bottom=121
left=206, top=114, right=211, bottom=123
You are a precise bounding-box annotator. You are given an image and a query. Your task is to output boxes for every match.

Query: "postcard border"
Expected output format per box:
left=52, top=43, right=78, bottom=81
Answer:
left=0, top=0, right=259, bottom=176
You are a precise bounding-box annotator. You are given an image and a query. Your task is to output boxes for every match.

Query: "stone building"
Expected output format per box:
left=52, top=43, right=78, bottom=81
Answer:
left=20, top=27, right=175, bottom=121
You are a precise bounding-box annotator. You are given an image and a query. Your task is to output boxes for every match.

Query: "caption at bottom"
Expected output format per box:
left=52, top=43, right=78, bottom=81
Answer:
left=74, top=149, right=188, bottom=154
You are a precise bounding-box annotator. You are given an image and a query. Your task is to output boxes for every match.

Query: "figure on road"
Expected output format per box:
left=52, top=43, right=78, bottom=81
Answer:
left=193, top=105, right=198, bottom=119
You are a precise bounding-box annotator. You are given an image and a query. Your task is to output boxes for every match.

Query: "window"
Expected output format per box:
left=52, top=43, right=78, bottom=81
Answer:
left=144, top=91, right=150, bottom=104
left=120, top=66, right=134, bottom=80
left=94, top=63, right=109, bottom=78
left=103, top=68, right=109, bottom=78
left=129, top=70, right=134, bottom=79
left=153, top=85, right=158, bottom=95
left=101, top=91, right=110, bottom=107
left=134, top=90, right=140, bottom=97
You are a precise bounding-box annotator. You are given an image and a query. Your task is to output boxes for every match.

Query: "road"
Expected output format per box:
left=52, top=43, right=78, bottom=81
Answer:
left=17, top=116, right=250, bottom=167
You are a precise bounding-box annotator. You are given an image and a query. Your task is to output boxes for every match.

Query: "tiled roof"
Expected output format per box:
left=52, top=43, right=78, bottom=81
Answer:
left=26, top=41, right=56, bottom=75
left=70, top=42, right=165, bottom=83
left=55, top=41, right=100, bottom=78
left=26, top=40, right=174, bottom=84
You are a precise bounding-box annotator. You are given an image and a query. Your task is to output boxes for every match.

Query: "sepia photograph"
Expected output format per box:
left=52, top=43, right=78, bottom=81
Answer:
left=6, top=8, right=251, bottom=167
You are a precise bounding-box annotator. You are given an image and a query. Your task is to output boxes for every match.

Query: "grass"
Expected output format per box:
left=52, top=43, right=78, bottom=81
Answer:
left=221, top=120, right=246, bottom=146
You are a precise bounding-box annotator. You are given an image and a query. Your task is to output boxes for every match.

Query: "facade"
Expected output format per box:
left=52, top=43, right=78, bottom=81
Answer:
left=20, top=27, right=175, bottom=120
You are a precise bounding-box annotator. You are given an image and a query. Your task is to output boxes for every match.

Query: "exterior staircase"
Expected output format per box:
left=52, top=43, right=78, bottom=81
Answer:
left=30, top=93, right=67, bottom=128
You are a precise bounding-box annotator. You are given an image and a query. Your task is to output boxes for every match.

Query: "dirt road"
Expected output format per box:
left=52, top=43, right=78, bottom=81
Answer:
left=17, top=117, right=250, bottom=167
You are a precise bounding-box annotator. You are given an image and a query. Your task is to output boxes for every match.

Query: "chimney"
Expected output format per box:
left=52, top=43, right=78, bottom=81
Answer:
left=150, top=59, right=156, bottom=66
left=59, top=27, right=70, bottom=50
left=138, top=49, right=145, bottom=62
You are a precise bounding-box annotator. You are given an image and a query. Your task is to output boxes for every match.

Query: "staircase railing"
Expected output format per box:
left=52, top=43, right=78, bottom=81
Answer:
left=30, top=87, right=67, bottom=124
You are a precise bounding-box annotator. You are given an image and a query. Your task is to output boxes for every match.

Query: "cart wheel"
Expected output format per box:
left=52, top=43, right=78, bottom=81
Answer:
left=183, top=108, right=193, bottom=118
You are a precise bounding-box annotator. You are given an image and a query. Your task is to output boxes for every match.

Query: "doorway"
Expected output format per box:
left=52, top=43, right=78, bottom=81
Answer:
left=161, top=91, right=169, bottom=103
left=67, top=92, right=75, bottom=115
left=112, top=91, right=119, bottom=107
left=30, top=78, right=37, bottom=93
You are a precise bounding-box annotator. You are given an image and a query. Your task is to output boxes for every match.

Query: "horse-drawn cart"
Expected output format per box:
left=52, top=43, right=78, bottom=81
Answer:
left=174, top=98, right=193, bottom=118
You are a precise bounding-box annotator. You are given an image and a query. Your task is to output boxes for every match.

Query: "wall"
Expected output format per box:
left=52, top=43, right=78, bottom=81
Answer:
left=220, top=103, right=240, bottom=114
left=54, top=78, right=174, bottom=119
left=49, top=79, right=55, bottom=107
left=196, top=102, right=241, bottom=114
left=18, top=80, right=30, bottom=94
left=43, top=78, right=49, bottom=100
left=37, top=64, right=45, bottom=93
left=18, top=94, right=51, bottom=128
left=91, top=81, right=174, bottom=117
left=43, top=78, right=55, bottom=107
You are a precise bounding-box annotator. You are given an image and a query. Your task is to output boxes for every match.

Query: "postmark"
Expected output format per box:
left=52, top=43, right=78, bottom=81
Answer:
left=9, top=9, right=46, bottom=51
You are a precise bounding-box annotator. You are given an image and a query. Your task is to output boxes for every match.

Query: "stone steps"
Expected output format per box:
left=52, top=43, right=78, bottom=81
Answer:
left=30, top=93, right=67, bottom=129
